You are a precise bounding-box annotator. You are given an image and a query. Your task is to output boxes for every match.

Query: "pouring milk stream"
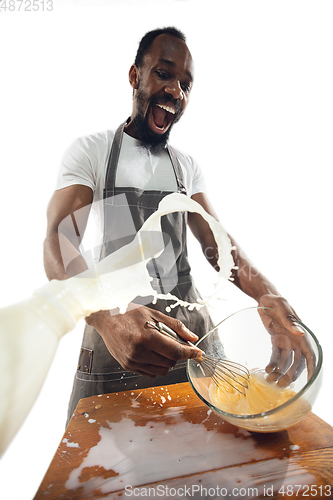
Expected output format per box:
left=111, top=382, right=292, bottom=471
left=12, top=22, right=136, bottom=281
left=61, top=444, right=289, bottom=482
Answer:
left=0, top=193, right=235, bottom=456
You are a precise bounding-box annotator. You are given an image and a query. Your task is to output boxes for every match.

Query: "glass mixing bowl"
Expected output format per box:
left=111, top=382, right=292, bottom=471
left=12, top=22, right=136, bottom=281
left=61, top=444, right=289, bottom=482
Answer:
left=187, top=307, right=323, bottom=432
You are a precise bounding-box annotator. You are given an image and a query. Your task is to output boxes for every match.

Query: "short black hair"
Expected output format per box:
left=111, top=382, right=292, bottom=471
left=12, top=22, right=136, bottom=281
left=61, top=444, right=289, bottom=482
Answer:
left=134, top=27, right=186, bottom=68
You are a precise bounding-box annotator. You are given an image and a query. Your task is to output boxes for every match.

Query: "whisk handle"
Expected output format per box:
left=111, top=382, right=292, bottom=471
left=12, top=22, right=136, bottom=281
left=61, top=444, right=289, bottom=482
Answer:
left=147, top=321, right=195, bottom=347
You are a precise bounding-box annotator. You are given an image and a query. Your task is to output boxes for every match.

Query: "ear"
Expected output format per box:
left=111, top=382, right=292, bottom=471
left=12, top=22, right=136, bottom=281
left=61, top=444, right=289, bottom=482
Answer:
left=129, top=64, right=140, bottom=90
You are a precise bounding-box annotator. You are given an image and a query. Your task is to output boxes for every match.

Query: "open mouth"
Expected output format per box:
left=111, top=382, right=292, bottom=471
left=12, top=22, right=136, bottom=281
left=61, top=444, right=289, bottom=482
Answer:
left=150, top=103, right=176, bottom=134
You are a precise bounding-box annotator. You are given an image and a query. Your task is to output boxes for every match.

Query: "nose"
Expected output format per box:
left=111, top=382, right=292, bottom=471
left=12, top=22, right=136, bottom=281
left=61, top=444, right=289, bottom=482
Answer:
left=164, top=79, right=184, bottom=101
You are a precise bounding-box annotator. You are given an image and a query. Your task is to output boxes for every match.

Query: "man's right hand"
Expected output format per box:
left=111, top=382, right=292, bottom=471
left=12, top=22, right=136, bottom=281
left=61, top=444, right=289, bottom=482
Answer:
left=85, top=305, right=203, bottom=378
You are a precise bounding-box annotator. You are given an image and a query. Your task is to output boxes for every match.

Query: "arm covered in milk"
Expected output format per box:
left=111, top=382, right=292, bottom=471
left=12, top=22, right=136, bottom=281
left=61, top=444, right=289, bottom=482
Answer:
left=188, top=192, right=315, bottom=382
left=188, top=192, right=304, bottom=335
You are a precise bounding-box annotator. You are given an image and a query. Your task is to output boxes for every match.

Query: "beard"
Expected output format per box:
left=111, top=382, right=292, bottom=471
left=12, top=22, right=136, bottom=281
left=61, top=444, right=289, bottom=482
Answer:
left=133, top=85, right=181, bottom=153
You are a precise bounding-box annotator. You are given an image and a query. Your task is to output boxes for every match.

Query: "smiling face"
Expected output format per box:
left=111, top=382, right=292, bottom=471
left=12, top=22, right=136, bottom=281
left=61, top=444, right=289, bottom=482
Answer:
left=125, top=34, right=194, bottom=147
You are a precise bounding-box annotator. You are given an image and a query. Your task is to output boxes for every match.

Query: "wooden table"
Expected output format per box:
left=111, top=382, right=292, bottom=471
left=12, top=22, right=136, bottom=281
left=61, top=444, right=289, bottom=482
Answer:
left=34, top=382, right=333, bottom=499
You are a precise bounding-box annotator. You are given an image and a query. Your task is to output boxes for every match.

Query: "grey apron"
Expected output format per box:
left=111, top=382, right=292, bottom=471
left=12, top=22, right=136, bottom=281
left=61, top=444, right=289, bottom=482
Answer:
left=67, top=121, right=213, bottom=423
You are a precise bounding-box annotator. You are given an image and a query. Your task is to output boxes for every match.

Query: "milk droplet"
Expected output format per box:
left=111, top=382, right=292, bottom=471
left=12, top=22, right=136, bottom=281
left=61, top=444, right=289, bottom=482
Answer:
left=62, top=438, right=79, bottom=448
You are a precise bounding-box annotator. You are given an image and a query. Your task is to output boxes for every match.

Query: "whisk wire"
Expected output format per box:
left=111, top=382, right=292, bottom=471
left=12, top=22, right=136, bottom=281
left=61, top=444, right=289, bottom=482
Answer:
left=147, top=319, right=250, bottom=395
left=198, top=356, right=250, bottom=394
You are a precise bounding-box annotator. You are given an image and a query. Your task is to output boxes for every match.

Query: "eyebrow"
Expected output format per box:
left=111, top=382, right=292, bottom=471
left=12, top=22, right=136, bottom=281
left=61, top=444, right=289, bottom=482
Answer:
left=158, top=58, right=194, bottom=81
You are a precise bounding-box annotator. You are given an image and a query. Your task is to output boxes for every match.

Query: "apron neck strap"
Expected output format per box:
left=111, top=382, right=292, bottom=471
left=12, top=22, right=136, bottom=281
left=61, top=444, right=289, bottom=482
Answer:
left=104, top=120, right=187, bottom=196
left=167, top=144, right=187, bottom=195
left=104, top=120, right=128, bottom=197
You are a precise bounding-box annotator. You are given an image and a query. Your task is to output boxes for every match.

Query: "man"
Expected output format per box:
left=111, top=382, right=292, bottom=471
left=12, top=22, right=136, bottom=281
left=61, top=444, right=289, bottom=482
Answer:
left=44, top=27, right=309, bottom=424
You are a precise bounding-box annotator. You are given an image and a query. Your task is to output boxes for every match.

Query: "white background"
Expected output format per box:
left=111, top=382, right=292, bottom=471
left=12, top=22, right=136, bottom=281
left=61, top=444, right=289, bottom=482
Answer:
left=0, top=1, right=332, bottom=498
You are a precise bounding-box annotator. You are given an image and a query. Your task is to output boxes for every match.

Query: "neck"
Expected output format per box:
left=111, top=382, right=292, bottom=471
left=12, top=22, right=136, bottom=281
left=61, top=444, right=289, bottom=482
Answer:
left=124, top=118, right=138, bottom=139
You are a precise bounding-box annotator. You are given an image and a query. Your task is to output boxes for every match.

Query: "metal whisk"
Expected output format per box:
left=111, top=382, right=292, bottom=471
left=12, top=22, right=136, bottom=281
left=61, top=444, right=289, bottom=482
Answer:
left=147, top=319, right=250, bottom=395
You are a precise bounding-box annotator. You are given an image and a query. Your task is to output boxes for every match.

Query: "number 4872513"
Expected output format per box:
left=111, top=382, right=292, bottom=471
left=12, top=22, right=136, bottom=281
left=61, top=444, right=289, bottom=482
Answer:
left=278, top=484, right=332, bottom=497
left=0, top=0, right=53, bottom=12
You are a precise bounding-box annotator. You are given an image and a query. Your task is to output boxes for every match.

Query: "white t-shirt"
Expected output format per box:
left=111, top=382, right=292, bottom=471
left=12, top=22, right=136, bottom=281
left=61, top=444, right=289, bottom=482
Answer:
left=56, top=129, right=206, bottom=242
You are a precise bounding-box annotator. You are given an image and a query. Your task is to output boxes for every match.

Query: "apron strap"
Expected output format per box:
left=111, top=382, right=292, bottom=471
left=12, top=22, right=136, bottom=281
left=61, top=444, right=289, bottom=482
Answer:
left=104, top=120, right=128, bottom=203
left=104, top=120, right=187, bottom=202
left=167, top=144, right=187, bottom=195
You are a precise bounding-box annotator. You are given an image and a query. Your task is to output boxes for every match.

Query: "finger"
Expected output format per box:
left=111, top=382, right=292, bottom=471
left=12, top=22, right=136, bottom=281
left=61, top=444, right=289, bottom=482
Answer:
left=265, top=345, right=281, bottom=374
left=282, top=347, right=305, bottom=384
left=147, top=327, right=203, bottom=361
left=128, top=349, right=184, bottom=377
left=151, top=311, right=199, bottom=343
left=276, top=373, right=292, bottom=388
left=266, top=344, right=293, bottom=385
left=300, top=336, right=317, bottom=380
left=275, top=348, right=293, bottom=374
left=131, top=347, right=178, bottom=370
left=284, top=316, right=307, bottom=337
left=168, top=318, right=199, bottom=343
left=270, top=349, right=293, bottom=386
left=145, top=317, right=202, bottom=360
left=284, top=332, right=317, bottom=381
left=265, top=330, right=292, bottom=368
left=124, top=354, right=175, bottom=378
left=266, top=350, right=293, bottom=385
left=155, top=335, right=202, bottom=361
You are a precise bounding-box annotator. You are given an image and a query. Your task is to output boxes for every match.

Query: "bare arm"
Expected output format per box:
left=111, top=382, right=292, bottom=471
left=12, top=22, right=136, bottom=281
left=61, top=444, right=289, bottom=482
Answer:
left=43, top=184, right=93, bottom=280
left=188, top=192, right=304, bottom=336
left=188, top=192, right=316, bottom=382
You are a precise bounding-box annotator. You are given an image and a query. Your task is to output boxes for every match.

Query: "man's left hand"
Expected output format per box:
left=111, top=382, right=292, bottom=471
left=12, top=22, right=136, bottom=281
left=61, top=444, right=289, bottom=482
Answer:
left=258, top=294, right=316, bottom=386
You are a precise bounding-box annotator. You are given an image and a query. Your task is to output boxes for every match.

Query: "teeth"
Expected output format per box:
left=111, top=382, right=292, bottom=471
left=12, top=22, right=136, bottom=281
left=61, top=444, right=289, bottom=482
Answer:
left=156, top=103, right=176, bottom=115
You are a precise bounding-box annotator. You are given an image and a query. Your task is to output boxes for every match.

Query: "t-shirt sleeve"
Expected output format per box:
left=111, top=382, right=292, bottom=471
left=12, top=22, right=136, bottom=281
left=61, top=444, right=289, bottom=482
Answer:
left=174, top=148, right=207, bottom=197
left=55, top=135, right=98, bottom=191
left=190, top=156, right=207, bottom=196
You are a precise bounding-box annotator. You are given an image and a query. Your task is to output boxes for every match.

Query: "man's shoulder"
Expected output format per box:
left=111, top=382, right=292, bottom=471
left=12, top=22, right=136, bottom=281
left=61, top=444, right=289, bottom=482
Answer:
left=73, top=129, right=116, bottom=150
left=60, top=129, right=117, bottom=175
left=168, top=143, right=196, bottom=167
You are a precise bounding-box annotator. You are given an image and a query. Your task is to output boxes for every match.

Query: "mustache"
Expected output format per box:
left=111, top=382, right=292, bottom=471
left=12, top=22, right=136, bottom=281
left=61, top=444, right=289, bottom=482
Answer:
left=150, top=95, right=181, bottom=117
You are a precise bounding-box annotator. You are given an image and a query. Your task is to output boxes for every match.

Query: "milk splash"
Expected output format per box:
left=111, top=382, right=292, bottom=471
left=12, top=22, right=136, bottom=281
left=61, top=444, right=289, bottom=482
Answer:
left=0, top=193, right=235, bottom=456
left=75, top=192, right=235, bottom=316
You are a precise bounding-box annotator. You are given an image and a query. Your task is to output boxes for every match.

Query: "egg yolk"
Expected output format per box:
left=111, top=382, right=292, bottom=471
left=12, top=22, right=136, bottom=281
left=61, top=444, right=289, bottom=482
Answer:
left=209, top=371, right=296, bottom=416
